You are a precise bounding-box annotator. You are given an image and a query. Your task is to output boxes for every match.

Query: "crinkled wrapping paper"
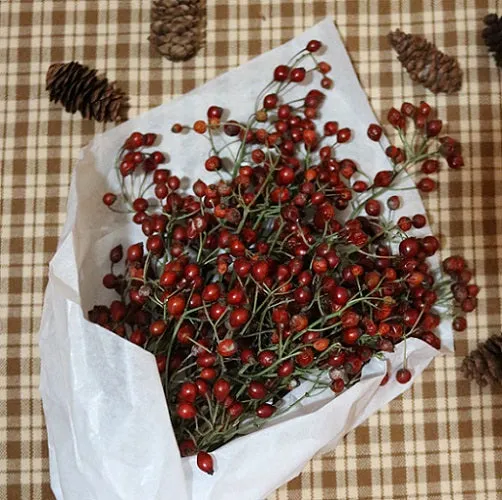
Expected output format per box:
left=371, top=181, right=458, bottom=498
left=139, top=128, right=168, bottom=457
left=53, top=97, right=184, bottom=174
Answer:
left=39, top=18, right=452, bottom=500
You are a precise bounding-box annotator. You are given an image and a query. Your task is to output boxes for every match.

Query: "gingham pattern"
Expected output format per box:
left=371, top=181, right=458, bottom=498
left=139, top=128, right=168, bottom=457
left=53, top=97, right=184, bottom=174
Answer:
left=0, top=1, right=501, bottom=499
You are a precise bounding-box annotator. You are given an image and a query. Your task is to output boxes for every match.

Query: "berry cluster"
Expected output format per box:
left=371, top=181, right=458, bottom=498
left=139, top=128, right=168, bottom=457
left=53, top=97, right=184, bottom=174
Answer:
left=92, top=39, right=477, bottom=475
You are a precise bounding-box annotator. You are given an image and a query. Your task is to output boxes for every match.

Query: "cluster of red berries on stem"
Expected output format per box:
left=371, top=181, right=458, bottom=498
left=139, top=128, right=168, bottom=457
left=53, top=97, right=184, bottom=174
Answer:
left=91, top=39, right=477, bottom=475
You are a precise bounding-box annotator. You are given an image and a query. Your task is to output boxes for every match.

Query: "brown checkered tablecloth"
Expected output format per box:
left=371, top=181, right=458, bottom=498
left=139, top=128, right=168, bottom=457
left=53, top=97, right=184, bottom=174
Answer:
left=1, top=1, right=501, bottom=498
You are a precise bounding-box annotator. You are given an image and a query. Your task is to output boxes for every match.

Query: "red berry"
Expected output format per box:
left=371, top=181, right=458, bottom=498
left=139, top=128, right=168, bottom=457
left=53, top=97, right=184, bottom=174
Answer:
left=197, top=451, right=214, bottom=475
left=153, top=169, right=169, bottom=184
left=209, top=303, right=227, bottom=321
left=331, top=286, right=349, bottom=306
left=129, top=329, right=146, bottom=345
left=178, top=382, right=197, bottom=402
left=387, top=107, right=402, bottom=127
left=193, top=120, right=207, bottom=134
left=353, top=180, right=368, bottom=192
left=229, top=308, right=250, bottom=328
left=290, top=67, right=306, bottom=82
left=193, top=179, right=207, bottom=197
left=365, top=199, right=381, bottom=217
left=213, top=379, right=231, bottom=402
left=295, top=347, right=314, bottom=367
left=421, top=159, right=439, bottom=174
left=418, top=101, right=431, bottom=116
left=177, top=402, right=196, bottom=419
left=217, top=338, right=238, bottom=357
left=234, top=258, right=251, bottom=277
left=276, top=166, right=295, bottom=185
left=294, top=286, right=312, bottom=305
left=398, top=216, right=412, bottom=231
left=143, top=133, right=156, bottom=146
left=321, top=77, right=333, bottom=89
left=252, top=261, right=269, bottom=282
left=303, top=129, right=317, bottom=148
left=263, top=93, right=278, bottom=109
left=343, top=327, right=361, bottom=345
left=387, top=195, right=401, bottom=210
left=205, top=155, right=221, bottom=172
left=401, top=102, right=415, bottom=117
left=167, top=295, right=186, bottom=317
left=127, top=243, right=143, bottom=262
left=240, top=348, right=255, bottom=365
left=318, top=61, right=331, bottom=73
left=415, top=113, right=427, bottom=129
left=367, top=123, right=383, bottom=141
left=399, top=237, right=420, bottom=258
left=306, top=39, right=321, bottom=52
left=151, top=151, right=165, bottom=164
left=102, top=273, right=116, bottom=289
left=103, top=192, right=117, bottom=206
left=227, top=287, right=245, bottom=305
left=323, top=121, right=338, bottom=136
left=177, top=323, right=195, bottom=344
left=248, top=381, right=267, bottom=399
left=156, top=355, right=167, bottom=372
left=258, top=350, right=277, bottom=367
left=412, top=214, right=427, bottom=228
left=128, top=132, right=144, bottom=149
left=380, top=372, right=390, bottom=386
left=149, top=319, right=167, bottom=337
left=271, top=307, right=289, bottom=325
left=396, top=368, right=412, bottom=384
left=228, top=402, right=244, bottom=419
left=328, top=351, right=346, bottom=368
left=223, top=121, right=241, bottom=136
left=447, top=154, right=464, bottom=169
left=336, top=128, right=351, bottom=143
left=273, top=65, right=289, bottom=81
left=277, top=359, right=294, bottom=377
left=422, top=236, right=440, bottom=256
left=146, top=234, right=164, bottom=254
left=453, top=316, right=467, bottom=332
left=256, top=403, right=276, bottom=418
left=426, top=119, right=442, bottom=137
left=199, top=367, right=217, bottom=380
left=330, top=378, right=345, bottom=393
left=207, top=106, right=223, bottom=119
left=417, top=178, right=436, bottom=193
left=461, top=297, right=477, bottom=312
left=312, top=256, right=328, bottom=274
left=202, top=283, right=220, bottom=302
left=374, top=170, right=393, bottom=187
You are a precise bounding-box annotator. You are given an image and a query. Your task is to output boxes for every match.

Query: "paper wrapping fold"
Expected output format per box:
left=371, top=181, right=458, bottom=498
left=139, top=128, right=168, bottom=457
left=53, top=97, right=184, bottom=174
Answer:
left=39, top=18, right=452, bottom=500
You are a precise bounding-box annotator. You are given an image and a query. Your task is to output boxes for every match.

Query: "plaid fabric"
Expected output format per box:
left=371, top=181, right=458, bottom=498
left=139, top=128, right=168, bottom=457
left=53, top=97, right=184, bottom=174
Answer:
left=1, top=0, right=501, bottom=498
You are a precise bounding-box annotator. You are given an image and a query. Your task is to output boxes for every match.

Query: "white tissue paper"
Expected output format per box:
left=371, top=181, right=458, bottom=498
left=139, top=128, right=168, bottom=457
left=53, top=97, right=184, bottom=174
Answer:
left=39, top=18, right=452, bottom=500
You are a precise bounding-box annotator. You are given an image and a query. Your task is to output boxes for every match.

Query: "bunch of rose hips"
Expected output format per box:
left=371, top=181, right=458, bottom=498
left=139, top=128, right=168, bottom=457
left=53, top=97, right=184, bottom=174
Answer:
left=92, top=39, right=476, bottom=475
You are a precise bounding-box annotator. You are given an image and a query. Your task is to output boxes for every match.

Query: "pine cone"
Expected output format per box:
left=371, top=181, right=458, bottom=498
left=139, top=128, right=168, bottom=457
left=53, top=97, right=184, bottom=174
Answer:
left=149, top=0, right=205, bottom=62
left=46, top=62, right=128, bottom=123
left=482, top=13, right=502, bottom=68
left=462, top=334, right=502, bottom=387
left=388, top=29, right=462, bottom=94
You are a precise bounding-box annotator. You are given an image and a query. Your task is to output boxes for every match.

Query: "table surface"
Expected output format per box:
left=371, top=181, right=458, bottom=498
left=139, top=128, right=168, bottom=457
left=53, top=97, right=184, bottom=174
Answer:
left=1, top=1, right=501, bottom=498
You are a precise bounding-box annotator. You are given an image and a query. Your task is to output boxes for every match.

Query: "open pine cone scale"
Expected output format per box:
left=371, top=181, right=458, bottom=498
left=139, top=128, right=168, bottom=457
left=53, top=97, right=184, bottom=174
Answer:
left=388, top=29, right=462, bottom=94
left=462, top=334, right=502, bottom=387
left=149, top=0, right=205, bottom=62
left=46, top=61, right=128, bottom=123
